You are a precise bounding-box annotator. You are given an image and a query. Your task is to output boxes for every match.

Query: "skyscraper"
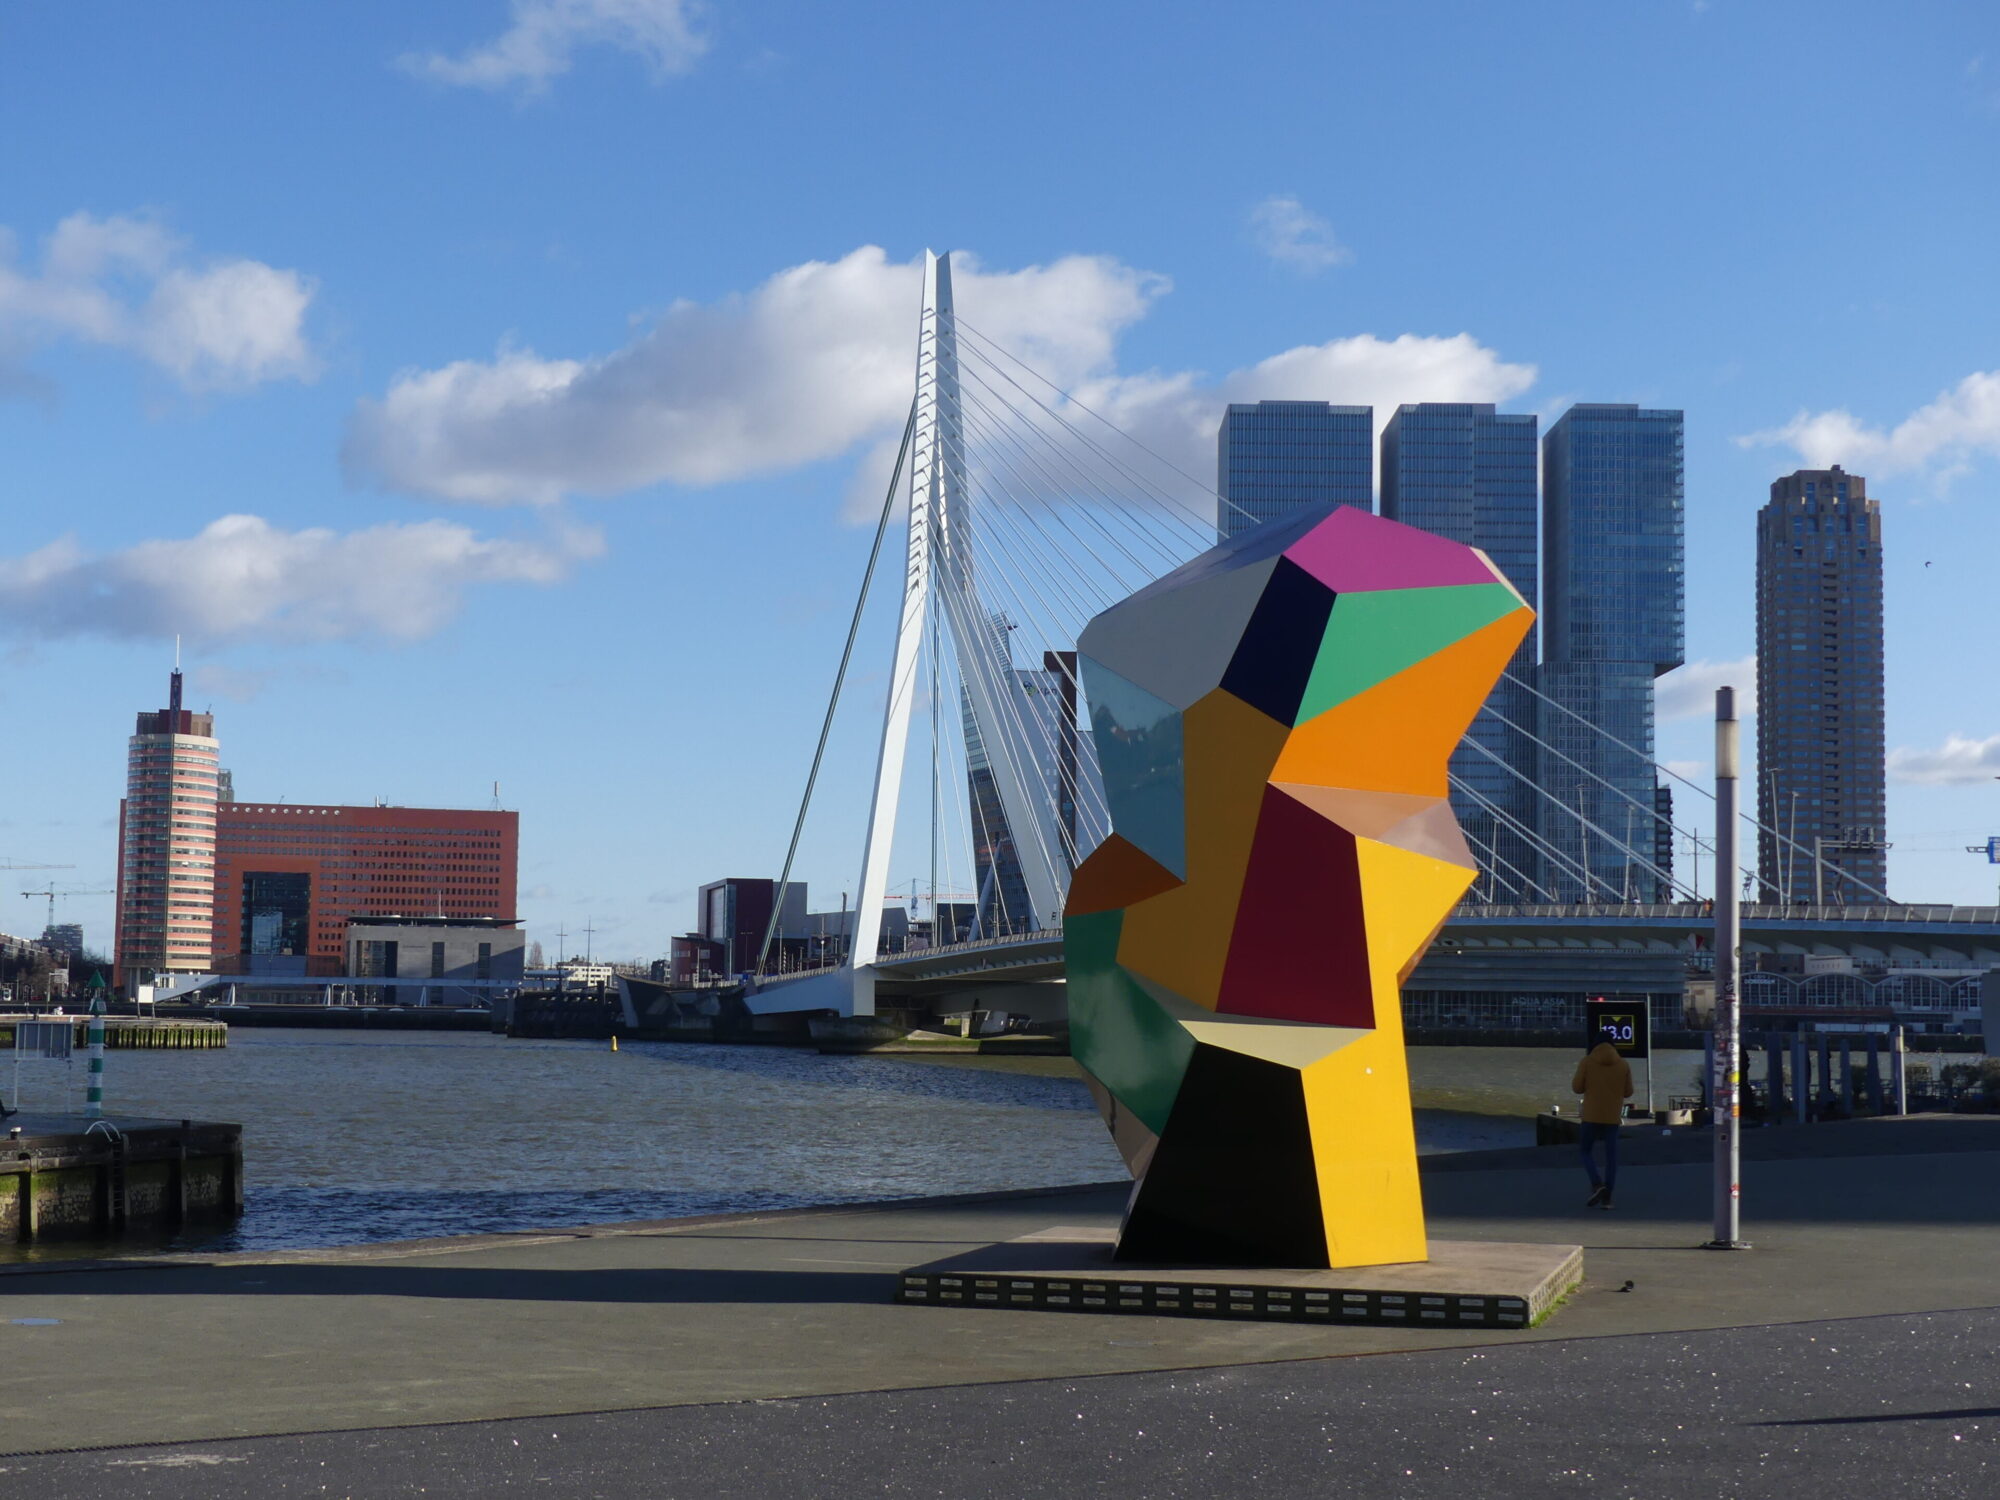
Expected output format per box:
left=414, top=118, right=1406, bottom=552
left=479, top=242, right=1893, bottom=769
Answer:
left=1754, top=466, right=1886, bottom=904
left=965, top=657, right=1076, bottom=937
left=1216, top=401, right=1373, bottom=539
left=1380, top=403, right=1540, bottom=900
left=114, top=668, right=220, bottom=987
left=1537, top=405, right=1685, bottom=902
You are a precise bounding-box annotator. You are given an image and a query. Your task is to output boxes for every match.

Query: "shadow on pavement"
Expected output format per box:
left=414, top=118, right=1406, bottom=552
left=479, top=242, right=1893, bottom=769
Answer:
left=2, top=1261, right=898, bottom=1305
left=1755, top=1405, right=2000, bottom=1426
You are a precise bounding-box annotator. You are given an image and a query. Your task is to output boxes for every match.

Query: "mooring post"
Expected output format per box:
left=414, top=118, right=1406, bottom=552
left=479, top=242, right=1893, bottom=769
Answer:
left=1707, top=686, right=1748, bottom=1249
left=84, top=993, right=105, bottom=1120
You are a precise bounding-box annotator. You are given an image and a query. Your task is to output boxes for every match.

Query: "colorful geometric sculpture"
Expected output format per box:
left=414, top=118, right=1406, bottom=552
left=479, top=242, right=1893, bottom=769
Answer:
left=1066, top=503, right=1534, bottom=1268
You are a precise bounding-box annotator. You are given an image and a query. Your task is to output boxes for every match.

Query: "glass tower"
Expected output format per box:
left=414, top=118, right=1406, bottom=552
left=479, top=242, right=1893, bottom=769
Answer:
left=1380, top=404, right=1539, bottom=902
left=1216, top=401, right=1373, bottom=539
left=1536, top=405, right=1685, bottom=902
left=1754, top=467, right=1886, bottom=904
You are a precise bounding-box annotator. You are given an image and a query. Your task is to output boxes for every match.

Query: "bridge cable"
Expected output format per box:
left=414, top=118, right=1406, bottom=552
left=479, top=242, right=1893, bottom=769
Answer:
left=1449, top=771, right=1602, bottom=903
left=1500, top=666, right=1891, bottom=903
left=953, top=332, right=1236, bottom=542
left=955, top=319, right=1257, bottom=531
left=1471, top=696, right=1712, bottom=894
left=755, top=398, right=918, bottom=977
left=1460, top=737, right=1695, bottom=902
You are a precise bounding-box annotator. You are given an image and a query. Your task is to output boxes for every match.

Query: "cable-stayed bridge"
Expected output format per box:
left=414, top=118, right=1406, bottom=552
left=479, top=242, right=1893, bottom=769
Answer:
left=742, top=252, right=2000, bottom=1024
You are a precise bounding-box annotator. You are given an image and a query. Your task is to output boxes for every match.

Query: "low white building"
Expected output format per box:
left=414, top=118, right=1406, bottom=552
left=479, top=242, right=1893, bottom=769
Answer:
left=346, top=917, right=525, bottom=1006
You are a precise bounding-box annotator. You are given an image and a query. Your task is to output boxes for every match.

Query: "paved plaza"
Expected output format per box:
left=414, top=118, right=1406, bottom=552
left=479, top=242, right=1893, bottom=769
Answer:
left=4, top=1117, right=1999, bottom=1496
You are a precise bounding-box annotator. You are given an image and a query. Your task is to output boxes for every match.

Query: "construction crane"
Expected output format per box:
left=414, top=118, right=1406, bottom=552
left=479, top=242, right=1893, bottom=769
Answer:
left=1968, top=836, right=2000, bottom=906
left=0, top=859, right=75, bottom=871
left=20, top=884, right=114, bottom=937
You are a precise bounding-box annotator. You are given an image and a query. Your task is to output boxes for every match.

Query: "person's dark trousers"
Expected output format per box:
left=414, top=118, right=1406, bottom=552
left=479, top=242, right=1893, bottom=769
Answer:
left=1578, top=1121, right=1619, bottom=1195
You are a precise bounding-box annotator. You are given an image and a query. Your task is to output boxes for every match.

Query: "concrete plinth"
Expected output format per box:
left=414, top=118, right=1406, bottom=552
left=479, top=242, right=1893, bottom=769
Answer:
left=898, top=1226, right=1582, bottom=1328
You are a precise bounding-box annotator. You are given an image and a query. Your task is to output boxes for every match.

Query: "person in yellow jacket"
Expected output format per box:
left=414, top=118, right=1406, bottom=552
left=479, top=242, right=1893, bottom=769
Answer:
left=1571, top=1041, right=1634, bottom=1209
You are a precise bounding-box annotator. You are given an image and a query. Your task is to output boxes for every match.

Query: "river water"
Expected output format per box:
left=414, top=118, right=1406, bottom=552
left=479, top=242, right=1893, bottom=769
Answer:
left=4, top=1031, right=1710, bottom=1260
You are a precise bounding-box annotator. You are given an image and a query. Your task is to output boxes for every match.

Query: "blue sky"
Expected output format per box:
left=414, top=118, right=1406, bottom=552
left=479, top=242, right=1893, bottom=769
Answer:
left=3, top=0, right=1999, bottom=958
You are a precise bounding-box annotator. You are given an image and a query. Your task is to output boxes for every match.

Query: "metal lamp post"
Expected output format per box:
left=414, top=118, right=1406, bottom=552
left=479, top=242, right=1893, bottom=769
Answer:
left=1707, top=686, right=1750, bottom=1250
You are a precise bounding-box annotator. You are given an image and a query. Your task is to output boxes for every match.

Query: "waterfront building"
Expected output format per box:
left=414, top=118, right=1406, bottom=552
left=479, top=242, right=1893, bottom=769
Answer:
left=1216, top=400, right=1373, bottom=539
left=115, top=668, right=221, bottom=987
left=346, top=915, right=524, bottom=1006
left=666, top=934, right=725, bottom=985
left=41, top=923, right=84, bottom=959
left=696, top=877, right=805, bottom=975
left=1536, top=405, right=1685, bottom=901
left=1380, top=403, right=1540, bottom=900
left=210, top=803, right=518, bottom=971
left=1755, top=465, right=1887, bottom=904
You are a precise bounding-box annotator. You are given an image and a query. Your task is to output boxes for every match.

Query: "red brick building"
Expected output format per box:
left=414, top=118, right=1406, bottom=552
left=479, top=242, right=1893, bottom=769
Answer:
left=210, top=804, right=518, bottom=968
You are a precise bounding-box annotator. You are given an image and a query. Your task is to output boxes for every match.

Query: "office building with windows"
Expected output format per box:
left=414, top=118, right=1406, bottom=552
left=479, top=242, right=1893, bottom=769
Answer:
left=115, top=668, right=221, bottom=987
left=696, top=877, right=806, bottom=975
left=1380, top=403, right=1540, bottom=900
left=346, top=916, right=524, bottom=1007
left=1536, top=405, right=1685, bottom=901
left=210, top=803, right=518, bottom=972
left=1216, top=400, right=1373, bottom=539
left=1755, top=466, right=1886, bottom=904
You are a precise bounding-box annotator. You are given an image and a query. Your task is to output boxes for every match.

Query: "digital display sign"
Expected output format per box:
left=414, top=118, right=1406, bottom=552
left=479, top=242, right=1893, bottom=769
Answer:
left=1583, top=997, right=1650, bottom=1058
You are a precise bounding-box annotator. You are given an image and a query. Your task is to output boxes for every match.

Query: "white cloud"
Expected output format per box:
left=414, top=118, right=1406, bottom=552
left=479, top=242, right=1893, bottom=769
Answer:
left=345, top=245, right=1535, bottom=511
left=0, top=515, right=601, bottom=645
left=1737, top=370, right=2000, bottom=480
left=1248, top=195, right=1353, bottom=274
left=401, top=0, right=709, bottom=93
left=0, top=213, right=315, bottom=391
left=1070, top=333, right=1536, bottom=489
left=1656, top=657, right=1756, bottom=722
left=187, top=663, right=348, bottom=703
left=1889, top=732, right=2000, bottom=786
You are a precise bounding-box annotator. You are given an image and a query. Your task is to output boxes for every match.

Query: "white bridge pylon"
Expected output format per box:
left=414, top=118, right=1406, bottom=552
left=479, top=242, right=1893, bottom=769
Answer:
left=751, top=252, right=1071, bottom=1018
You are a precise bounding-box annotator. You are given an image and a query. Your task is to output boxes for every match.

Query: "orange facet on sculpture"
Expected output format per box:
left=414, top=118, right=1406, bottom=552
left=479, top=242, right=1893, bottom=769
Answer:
left=1064, top=503, right=1535, bottom=1268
